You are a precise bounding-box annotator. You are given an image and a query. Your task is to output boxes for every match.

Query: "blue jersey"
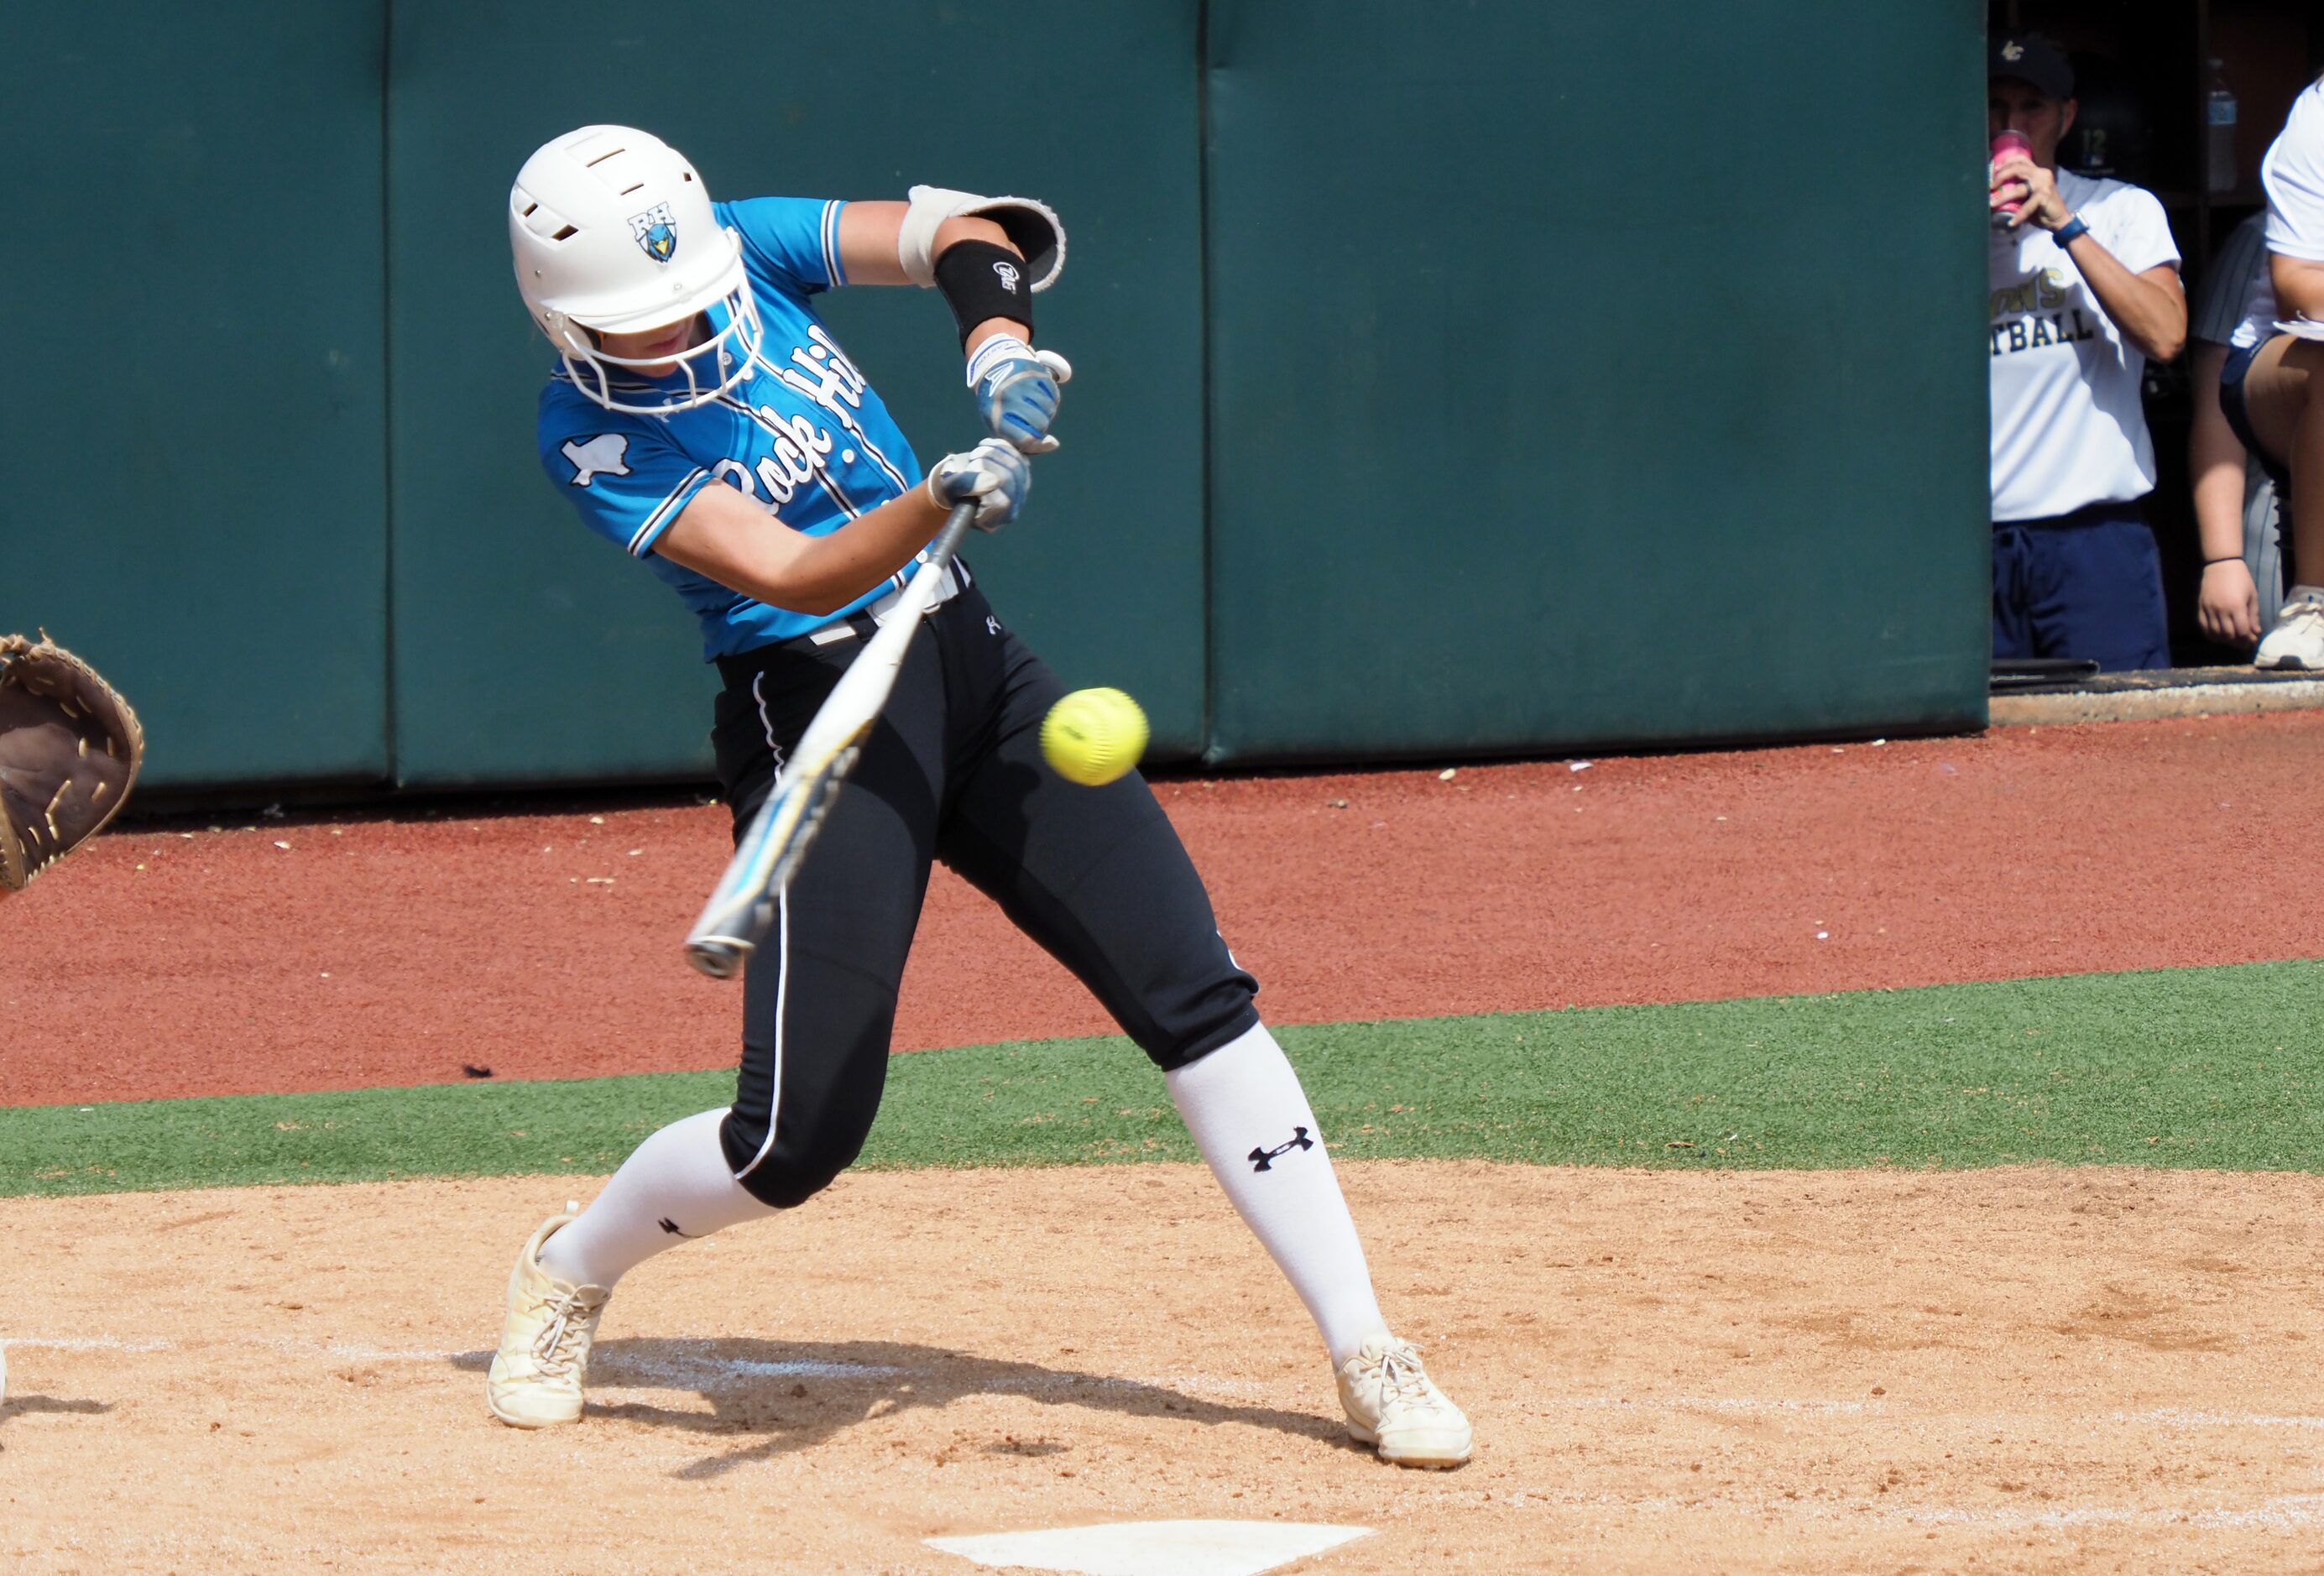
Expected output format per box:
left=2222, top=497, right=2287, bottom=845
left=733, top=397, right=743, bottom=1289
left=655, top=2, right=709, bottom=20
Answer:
left=536, top=197, right=930, bottom=659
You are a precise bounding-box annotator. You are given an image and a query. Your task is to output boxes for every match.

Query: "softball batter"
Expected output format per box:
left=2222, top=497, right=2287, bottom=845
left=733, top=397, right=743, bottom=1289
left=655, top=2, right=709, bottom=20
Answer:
left=488, top=125, right=1470, bottom=1468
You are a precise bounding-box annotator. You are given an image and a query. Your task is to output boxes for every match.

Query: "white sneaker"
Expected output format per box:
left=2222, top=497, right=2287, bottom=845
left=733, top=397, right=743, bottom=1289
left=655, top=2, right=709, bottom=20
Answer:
left=1336, top=1336, right=1471, bottom=1468
left=2256, top=596, right=2324, bottom=671
left=487, top=1213, right=608, bottom=1428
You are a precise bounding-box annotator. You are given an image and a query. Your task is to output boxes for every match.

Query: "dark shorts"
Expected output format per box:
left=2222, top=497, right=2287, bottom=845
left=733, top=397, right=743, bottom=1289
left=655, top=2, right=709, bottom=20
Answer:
left=1992, top=500, right=2170, bottom=672
left=2221, top=338, right=2294, bottom=495
left=705, top=580, right=1259, bottom=1208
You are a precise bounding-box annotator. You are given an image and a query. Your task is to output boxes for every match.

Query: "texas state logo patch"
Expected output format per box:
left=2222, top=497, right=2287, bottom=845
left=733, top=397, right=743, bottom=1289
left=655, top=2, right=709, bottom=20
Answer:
left=561, top=433, right=630, bottom=487
left=629, top=203, right=677, bottom=264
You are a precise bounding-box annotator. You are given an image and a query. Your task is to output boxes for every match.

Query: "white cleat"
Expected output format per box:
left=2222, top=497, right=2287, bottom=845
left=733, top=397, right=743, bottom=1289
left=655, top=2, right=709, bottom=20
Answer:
left=2255, top=595, right=2324, bottom=671
left=1337, top=1335, right=1471, bottom=1469
left=487, top=1212, right=608, bottom=1428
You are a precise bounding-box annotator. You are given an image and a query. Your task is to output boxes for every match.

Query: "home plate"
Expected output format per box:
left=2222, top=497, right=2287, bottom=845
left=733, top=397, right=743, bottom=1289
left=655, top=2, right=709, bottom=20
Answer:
left=924, top=1519, right=1372, bottom=1576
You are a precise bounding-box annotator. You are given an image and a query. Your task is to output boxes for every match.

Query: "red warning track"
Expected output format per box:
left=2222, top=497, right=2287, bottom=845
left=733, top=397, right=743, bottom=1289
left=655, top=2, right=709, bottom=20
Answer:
left=13, top=712, right=2324, bottom=1107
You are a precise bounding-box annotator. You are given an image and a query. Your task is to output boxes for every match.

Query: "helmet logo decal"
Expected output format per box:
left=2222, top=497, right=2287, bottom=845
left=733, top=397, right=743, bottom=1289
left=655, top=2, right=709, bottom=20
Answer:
left=629, top=202, right=678, bottom=264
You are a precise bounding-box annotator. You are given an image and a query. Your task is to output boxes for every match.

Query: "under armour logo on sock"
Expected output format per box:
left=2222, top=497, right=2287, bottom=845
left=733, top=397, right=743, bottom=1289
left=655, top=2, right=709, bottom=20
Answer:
left=658, top=1217, right=698, bottom=1238
left=986, top=615, right=1002, bottom=636
left=1246, top=1127, right=1314, bottom=1172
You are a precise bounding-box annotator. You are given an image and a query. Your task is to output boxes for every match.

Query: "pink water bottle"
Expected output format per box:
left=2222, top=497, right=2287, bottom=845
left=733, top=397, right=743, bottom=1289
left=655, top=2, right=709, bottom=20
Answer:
left=1991, top=130, right=2033, bottom=228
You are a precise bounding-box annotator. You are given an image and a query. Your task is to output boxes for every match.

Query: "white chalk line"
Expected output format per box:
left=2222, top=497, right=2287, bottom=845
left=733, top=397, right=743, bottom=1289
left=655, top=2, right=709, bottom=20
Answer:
left=986, top=1371, right=1269, bottom=1401
left=594, top=1351, right=906, bottom=1386
left=1531, top=1397, right=2324, bottom=1432
left=1821, top=1495, right=2324, bottom=1532
left=2118, top=1406, right=2324, bottom=1431
left=0, top=1336, right=1252, bottom=1397
left=1544, top=1396, right=1871, bottom=1416
left=1481, top=1487, right=2324, bottom=1533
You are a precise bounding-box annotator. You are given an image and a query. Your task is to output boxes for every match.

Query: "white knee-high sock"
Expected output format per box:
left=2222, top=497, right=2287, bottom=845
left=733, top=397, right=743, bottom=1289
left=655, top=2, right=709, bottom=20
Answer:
left=535, top=1108, right=775, bottom=1289
left=1167, top=1021, right=1391, bottom=1367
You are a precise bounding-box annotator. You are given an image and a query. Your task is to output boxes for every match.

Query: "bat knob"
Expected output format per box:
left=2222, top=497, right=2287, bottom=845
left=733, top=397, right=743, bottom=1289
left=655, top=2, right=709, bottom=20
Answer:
left=684, top=938, right=749, bottom=980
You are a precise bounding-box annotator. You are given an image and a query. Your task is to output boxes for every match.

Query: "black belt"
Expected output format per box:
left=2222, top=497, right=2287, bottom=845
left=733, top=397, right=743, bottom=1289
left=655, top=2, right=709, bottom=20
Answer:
left=717, top=616, right=875, bottom=686
left=716, top=561, right=969, bottom=686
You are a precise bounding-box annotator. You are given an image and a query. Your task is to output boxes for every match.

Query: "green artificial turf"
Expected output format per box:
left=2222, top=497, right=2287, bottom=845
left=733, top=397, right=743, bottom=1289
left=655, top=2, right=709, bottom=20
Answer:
left=5, top=959, right=2322, bottom=1196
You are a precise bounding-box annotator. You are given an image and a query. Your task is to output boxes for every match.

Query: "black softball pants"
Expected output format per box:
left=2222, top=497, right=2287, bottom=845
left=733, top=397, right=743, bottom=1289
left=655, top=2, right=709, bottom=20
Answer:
left=708, top=579, right=1259, bottom=1208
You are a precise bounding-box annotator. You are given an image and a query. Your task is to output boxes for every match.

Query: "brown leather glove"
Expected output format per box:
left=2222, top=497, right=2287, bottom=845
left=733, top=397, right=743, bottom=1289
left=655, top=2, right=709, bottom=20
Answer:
left=0, top=635, right=145, bottom=892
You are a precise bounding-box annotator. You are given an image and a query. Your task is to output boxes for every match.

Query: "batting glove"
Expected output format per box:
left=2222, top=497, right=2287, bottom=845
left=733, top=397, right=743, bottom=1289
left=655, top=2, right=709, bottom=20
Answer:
left=927, top=438, right=1032, bottom=533
left=967, top=334, right=1073, bottom=455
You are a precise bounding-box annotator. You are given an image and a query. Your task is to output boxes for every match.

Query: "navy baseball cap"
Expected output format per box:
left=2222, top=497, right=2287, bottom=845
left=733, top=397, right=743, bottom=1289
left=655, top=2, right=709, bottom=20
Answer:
left=1990, top=34, right=2075, bottom=102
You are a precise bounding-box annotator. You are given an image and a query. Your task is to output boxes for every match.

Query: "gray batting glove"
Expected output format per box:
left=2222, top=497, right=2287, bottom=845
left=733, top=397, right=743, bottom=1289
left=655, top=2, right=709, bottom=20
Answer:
left=926, top=438, right=1032, bottom=533
left=968, top=335, right=1073, bottom=455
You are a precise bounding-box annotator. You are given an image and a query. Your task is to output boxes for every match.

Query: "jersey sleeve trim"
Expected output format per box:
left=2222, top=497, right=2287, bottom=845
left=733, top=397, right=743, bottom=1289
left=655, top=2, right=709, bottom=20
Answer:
left=823, top=199, right=847, bottom=289
left=630, top=467, right=712, bottom=557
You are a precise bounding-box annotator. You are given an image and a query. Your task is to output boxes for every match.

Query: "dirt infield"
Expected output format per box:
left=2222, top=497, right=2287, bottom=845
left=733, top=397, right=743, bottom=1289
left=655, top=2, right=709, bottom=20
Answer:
left=13, top=711, right=2324, bottom=1108
left=10, top=714, right=2324, bottom=1571
left=6, top=1161, right=2323, bottom=1573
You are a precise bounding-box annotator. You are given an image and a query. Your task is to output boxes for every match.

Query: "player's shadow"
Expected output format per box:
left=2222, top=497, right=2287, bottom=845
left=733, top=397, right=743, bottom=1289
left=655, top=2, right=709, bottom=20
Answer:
left=0, top=1394, right=114, bottom=1422
left=451, top=1337, right=1342, bottom=1479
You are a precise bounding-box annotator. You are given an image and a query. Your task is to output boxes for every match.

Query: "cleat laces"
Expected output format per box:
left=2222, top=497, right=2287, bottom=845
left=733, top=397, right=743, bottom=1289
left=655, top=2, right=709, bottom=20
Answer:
left=529, top=1289, right=602, bottom=1376
left=1364, top=1341, right=1449, bottom=1416
left=1376, top=1348, right=1431, bottom=1413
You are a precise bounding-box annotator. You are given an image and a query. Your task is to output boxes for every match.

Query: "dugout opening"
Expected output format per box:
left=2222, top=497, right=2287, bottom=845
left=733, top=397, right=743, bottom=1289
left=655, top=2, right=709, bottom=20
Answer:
left=1989, top=0, right=2320, bottom=677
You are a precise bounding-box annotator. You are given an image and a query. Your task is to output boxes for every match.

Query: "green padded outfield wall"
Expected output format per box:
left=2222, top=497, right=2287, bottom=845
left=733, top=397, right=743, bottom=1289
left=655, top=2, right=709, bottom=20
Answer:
left=384, top=1, right=1208, bottom=785
left=0, top=6, right=389, bottom=790
left=1201, top=1, right=1992, bottom=762
left=5, top=3, right=1993, bottom=794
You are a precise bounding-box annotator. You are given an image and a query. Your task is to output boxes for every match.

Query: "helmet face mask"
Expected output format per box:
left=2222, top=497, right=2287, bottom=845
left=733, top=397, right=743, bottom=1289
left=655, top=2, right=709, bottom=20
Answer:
left=547, top=286, right=767, bottom=416
left=510, top=125, right=767, bottom=415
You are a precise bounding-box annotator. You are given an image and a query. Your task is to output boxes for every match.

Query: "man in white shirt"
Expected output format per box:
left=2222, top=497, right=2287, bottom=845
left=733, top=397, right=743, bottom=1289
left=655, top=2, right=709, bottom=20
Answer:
left=2221, top=74, right=2324, bottom=669
left=1987, top=35, right=2187, bottom=671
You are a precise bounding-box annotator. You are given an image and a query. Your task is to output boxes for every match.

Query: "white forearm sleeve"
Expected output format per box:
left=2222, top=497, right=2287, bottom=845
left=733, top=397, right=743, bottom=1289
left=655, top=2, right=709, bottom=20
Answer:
left=898, top=185, right=1067, bottom=293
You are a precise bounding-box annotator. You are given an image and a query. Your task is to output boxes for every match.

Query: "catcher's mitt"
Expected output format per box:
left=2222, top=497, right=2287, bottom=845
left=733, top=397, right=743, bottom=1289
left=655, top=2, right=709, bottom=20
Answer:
left=0, top=634, right=145, bottom=893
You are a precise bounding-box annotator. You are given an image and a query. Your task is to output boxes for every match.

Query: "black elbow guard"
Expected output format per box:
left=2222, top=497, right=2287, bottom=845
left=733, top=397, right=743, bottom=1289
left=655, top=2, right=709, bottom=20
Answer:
left=933, top=240, right=1035, bottom=346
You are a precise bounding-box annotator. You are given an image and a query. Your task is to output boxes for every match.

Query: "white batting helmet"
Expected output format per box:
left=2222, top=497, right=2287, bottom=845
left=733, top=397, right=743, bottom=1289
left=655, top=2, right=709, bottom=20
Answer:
left=509, top=125, right=765, bottom=414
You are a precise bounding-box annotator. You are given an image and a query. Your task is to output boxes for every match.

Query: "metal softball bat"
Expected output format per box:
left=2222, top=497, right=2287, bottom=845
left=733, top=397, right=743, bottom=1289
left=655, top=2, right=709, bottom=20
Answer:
left=683, top=498, right=979, bottom=979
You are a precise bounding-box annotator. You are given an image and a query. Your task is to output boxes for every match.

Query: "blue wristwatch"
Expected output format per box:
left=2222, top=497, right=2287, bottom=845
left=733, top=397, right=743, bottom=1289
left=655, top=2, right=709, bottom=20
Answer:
left=2053, top=214, right=2090, bottom=246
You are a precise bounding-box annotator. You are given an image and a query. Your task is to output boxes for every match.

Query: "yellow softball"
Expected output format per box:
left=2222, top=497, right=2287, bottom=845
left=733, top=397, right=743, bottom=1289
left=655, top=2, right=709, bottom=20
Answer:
left=1041, top=687, right=1149, bottom=787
